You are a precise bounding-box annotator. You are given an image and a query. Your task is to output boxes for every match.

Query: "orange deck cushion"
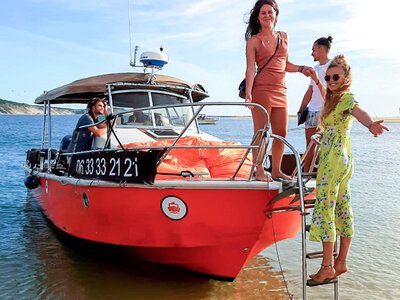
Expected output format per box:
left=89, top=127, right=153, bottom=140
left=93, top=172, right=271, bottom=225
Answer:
left=122, top=137, right=253, bottom=180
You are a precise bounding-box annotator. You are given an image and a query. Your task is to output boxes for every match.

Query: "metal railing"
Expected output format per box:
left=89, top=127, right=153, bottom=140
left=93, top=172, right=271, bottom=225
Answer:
left=76, top=102, right=272, bottom=181
left=291, top=133, right=322, bottom=178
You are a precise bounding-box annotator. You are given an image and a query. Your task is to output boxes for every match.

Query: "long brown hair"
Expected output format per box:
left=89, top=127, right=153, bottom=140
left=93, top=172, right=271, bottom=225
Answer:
left=319, top=54, right=352, bottom=128
left=245, top=0, right=279, bottom=41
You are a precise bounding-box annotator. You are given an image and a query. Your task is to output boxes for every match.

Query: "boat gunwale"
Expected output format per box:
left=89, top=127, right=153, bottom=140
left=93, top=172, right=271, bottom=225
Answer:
left=25, top=167, right=282, bottom=191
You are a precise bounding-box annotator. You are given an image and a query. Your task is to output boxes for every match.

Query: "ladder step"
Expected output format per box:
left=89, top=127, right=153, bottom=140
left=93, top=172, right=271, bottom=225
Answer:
left=302, top=172, right=318, bottom=178
left=269, top=185, right=315, bottom=205
left=307, top=277, right=338, bottom=287
left=306, top=251, right=337, bottom=259
left=266, top=206, right=301, bottom=214
left=266, top=204, right=316, bottom=215
left=304, top=199, right=316, bottom=205
left=269, top=187, right=299, bottom=204
left=289, top=196, right=316, bottom=205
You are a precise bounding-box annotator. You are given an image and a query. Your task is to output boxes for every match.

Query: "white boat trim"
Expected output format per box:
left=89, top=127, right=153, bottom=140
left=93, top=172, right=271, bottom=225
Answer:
left=27, top=167, right=282, bottom=191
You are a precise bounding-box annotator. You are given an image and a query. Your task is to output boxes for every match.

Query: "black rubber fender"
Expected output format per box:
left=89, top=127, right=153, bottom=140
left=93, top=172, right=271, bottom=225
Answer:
left=24, top=175, right=40, bottom=189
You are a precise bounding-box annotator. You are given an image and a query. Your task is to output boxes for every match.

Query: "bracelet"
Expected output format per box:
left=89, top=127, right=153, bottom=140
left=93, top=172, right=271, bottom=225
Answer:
left=315, top=80, right=320, bottom=86
left=298, top=65, right=304, bottom=73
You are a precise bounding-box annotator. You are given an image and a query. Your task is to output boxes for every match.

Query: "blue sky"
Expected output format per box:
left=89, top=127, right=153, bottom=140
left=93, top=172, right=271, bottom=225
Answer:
left=1, top=0, right=399, bottom=116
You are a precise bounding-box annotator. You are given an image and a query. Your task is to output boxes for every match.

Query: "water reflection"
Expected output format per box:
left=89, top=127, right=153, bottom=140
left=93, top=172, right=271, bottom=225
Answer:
left=19, top=193, right=291, bottom=299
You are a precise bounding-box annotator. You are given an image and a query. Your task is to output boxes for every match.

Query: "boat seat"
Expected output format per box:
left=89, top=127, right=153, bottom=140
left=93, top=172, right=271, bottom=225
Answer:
left=59, top=134, right=72, bottom=152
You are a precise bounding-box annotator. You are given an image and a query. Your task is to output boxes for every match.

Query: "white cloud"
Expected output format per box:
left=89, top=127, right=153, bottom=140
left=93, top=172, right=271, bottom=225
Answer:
left=1, top=0, right=399, bottom=116
left=321, top=0, right=400, bottom=65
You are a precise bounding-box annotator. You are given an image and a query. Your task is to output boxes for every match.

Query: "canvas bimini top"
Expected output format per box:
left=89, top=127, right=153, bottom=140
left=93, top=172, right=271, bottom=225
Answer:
left=34, top=72, right=209, bottom=104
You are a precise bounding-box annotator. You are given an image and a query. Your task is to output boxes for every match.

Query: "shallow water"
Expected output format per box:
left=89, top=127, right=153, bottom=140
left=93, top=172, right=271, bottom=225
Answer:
left=0, top=115, right=399, bottom=299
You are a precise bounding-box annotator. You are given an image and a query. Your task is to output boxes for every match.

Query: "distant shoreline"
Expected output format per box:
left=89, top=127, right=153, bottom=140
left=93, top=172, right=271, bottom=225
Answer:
left=228, top=115, right=400, bottom=123
left=1, top=96, right=399, bottom=124
left=0, top=98, right=84, bottom=115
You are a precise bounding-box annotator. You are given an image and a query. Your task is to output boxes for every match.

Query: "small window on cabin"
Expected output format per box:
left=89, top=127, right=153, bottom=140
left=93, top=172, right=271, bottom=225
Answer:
left=112, top=92, right=196, bottom=129
left=112, top=92, right=152, bottom=125
left=113, top=92, right=149, bottom=108
left=151, top=93, right=194, bottom=128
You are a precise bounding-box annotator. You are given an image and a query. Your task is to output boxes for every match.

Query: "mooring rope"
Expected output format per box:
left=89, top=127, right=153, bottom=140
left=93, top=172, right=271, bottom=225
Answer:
left=271, top=215, right=294, bottom=300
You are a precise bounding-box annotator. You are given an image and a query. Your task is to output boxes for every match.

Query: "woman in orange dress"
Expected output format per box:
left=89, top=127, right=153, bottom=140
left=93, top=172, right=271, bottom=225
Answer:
left=245, top=0, right=311, bottom=181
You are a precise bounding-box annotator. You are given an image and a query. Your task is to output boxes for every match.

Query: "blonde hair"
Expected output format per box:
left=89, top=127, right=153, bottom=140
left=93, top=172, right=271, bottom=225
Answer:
left=319, top=54, right=352, bottom=129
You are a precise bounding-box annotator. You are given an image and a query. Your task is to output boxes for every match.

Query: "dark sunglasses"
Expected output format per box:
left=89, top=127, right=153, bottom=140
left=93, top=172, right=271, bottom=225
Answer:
left=324, top=74, right=343, bottom=82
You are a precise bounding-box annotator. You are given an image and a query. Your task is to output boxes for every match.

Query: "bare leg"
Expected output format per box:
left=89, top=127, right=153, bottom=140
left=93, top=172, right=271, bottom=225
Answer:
left=251, top=105, right=272, bottom=181
left=269, top=107, right=291, bottom=180
left=310, top=241, right=336, bottom=283
left=334, top=237, right=352, bottom=277
left=303, top=127, right=317, bottom=172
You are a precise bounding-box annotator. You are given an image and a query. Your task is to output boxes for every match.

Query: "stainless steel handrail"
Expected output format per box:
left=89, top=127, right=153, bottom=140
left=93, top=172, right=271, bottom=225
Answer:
left=155, top=103, right=205, bottom=167
left=111, top=102, right=270, bottom=174
left=291, top=133, right=322, bottom=178
left=108, top=82, right=209, bottom=99
left=76, top=101, right=270, bottom=181
left=270, top=133, right=307, bottom=299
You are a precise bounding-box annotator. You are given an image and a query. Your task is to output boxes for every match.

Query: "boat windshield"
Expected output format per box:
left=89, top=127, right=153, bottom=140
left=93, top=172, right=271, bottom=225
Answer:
left=112, top=91, right=196, bottom=130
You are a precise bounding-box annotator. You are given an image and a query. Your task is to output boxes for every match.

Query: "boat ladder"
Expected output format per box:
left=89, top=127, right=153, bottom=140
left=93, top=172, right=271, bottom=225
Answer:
left=267, top=134, right=339, bottom=300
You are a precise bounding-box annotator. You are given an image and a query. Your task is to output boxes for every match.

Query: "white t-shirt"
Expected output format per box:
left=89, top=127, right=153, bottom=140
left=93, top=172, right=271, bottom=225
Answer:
left=308, top=59, right=332, bottom=112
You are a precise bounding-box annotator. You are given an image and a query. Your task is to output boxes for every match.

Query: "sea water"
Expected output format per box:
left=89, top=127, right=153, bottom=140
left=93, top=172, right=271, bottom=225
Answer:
left=0, top=115, right=399, bottom=299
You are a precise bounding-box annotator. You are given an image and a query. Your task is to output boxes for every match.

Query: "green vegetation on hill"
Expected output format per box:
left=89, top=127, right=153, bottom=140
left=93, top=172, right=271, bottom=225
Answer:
left=0, top=98, right=84, bottom=115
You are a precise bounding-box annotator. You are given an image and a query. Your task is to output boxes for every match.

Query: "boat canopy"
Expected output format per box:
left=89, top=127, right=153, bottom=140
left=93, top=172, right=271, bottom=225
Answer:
left=34, top=72, right=209, bottom=104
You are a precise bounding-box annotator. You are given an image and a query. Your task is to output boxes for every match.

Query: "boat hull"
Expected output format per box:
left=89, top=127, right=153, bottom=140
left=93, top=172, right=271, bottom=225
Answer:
left=29, top=175, right=301, bottom=279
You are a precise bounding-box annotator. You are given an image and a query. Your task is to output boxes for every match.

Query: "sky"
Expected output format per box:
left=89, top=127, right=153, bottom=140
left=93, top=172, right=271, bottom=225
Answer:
left=1, top=0, right=399, bottom=116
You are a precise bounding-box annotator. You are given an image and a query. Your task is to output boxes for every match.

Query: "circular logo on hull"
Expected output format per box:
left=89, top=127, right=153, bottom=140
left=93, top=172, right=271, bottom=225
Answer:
left=161, top=196, right=187, bottom=220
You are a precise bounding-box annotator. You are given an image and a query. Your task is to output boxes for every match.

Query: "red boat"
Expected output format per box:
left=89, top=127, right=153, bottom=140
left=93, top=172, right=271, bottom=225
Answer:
left=24, top=52, right=309, bottom=280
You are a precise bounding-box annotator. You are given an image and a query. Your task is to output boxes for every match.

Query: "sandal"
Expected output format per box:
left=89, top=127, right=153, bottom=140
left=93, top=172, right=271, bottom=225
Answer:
left=309, top=264, right=335, bottom=283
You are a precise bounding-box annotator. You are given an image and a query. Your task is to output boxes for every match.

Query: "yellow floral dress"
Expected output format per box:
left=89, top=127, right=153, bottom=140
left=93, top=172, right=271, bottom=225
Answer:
left=310, top=93, right=357, bottom=242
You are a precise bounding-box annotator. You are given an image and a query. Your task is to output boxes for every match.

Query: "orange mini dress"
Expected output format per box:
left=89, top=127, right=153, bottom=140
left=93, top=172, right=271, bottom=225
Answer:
left=251, top=31, right=288, bottom=108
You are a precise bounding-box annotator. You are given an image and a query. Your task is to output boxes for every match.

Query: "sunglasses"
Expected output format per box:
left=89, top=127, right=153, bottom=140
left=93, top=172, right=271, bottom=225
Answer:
left=324, top=74, right=344, bottom=82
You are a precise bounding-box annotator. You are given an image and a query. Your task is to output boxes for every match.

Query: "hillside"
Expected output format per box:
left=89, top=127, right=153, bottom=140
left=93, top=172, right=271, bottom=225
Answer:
left=0, top=99, right=84, bottom=115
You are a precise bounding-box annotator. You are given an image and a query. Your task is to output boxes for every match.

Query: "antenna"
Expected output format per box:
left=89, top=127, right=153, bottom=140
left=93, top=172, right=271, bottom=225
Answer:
left=130, top=45, right=139, bottom=67
left=128, top=0, right=135, bottom=66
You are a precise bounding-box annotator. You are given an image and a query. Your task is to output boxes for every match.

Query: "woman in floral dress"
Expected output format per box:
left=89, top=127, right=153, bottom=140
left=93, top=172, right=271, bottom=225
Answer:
left=307, top=55, right=389, bottom=283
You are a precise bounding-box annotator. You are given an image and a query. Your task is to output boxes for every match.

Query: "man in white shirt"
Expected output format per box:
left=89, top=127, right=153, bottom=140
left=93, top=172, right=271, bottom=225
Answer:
left=298, top=36, right=333, bottom=172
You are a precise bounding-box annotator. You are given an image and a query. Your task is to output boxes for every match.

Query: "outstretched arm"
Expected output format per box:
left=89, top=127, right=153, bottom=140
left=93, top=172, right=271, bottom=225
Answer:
left=352, top=105, right=389, bottom=137
left=286, top=61, right=312, bottom=76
